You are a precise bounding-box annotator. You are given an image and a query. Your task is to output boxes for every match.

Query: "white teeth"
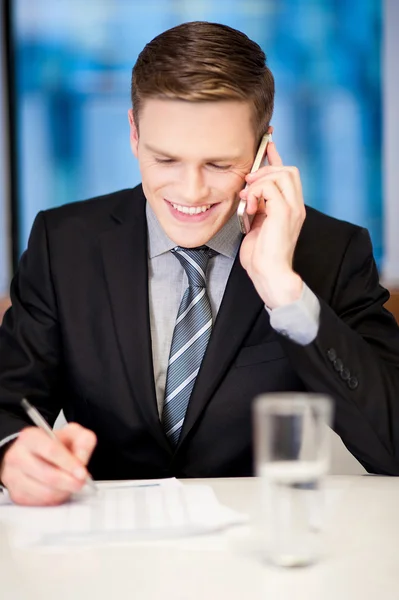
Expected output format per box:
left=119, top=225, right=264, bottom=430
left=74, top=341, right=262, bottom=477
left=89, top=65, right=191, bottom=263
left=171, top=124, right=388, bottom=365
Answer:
left=171, top=203, right=211, bottom=215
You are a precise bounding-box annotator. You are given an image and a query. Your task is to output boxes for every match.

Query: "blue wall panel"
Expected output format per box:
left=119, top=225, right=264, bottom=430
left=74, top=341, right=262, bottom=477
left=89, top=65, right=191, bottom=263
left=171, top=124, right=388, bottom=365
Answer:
left=12, top=0, right=382, bottom=263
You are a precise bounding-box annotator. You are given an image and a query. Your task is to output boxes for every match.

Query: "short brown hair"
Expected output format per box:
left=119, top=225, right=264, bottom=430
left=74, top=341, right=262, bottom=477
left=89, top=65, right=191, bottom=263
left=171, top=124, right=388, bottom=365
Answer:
left=131, top=21, right=274, bottom=139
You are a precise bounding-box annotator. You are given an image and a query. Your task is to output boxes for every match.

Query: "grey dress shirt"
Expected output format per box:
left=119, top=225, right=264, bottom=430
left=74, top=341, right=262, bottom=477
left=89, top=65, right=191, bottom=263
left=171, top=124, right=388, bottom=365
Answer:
left=146, top=204, right=320, bottom=417
left=146, top=205, right=241, bottom=416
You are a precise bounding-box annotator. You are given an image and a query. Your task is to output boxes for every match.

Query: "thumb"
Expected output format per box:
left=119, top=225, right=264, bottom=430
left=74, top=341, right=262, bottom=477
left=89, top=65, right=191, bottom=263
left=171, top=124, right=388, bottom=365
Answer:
left=57, top=423, right=97, bottom=465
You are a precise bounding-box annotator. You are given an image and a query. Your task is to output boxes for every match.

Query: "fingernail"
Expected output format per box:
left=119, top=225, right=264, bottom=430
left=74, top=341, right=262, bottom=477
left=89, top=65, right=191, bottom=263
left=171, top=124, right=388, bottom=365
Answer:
left=76, top=449, right=89, bottom=464
left=73, top=466, right=86, bottom=480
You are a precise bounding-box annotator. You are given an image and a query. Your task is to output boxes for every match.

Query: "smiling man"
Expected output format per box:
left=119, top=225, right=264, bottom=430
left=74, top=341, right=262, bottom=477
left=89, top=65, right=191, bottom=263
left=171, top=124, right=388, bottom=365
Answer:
left=132, top=99, right=257, bottom=248
left=1, top=22, right=399, bottom=506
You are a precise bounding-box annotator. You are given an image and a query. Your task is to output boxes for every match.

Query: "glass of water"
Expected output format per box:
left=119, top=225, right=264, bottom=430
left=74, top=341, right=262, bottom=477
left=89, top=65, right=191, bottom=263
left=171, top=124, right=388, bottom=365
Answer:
left=253, top=393, right=333, bottom=567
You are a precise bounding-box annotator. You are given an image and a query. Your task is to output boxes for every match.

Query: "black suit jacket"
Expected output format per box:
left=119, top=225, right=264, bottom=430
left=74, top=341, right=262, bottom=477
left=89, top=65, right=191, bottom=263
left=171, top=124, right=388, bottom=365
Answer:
left=1, top=186, right=399, bottom=477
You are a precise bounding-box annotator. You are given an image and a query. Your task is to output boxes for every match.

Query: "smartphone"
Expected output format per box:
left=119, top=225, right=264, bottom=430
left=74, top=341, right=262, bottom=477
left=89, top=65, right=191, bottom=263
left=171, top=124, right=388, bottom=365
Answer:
left=237, top=132, right=272, bottom=234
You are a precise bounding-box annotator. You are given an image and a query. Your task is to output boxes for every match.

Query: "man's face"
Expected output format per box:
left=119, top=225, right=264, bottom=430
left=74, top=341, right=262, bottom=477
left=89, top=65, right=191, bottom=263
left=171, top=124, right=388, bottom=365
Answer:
left=128, top=99, right=257, bottom=247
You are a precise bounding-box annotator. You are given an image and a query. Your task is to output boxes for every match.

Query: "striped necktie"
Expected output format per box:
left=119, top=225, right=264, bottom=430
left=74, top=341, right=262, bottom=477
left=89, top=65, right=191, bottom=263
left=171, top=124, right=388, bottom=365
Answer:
left=162, top=246, right=216, bottom=446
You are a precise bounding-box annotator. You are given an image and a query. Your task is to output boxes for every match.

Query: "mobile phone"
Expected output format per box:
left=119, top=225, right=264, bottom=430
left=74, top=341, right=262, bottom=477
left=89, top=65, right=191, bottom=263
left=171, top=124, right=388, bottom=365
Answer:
left=237, top=132, right=272, bottom=234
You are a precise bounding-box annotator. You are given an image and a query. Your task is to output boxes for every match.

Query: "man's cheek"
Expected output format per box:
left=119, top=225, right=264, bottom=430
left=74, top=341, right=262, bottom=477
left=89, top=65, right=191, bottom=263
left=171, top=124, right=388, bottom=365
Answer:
left=142, top=170, right=170, bottom=190
left=222, top=172, right=246, bottom=193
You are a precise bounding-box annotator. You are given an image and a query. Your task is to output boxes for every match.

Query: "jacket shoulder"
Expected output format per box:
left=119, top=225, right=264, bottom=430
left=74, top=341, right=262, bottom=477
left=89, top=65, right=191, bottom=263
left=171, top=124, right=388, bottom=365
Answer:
left=41, top=186, right=145, bottom=232
left=295, top=206, right=373, bottom=297
left=303, top=205, right=363, bottom=242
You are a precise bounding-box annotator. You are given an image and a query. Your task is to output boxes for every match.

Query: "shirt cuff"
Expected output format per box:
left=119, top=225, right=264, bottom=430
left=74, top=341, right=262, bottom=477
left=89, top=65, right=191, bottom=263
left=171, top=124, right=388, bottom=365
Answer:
left=0, top=433, right=20, bottom=491
left=265, top=282, right=320, bottom=345
left=0, top=432, right=19, bottom=450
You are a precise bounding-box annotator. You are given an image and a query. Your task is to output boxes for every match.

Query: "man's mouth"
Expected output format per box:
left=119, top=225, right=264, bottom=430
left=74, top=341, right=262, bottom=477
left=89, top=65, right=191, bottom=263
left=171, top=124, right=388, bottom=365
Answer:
left=168, top=201, right=213, bottom=215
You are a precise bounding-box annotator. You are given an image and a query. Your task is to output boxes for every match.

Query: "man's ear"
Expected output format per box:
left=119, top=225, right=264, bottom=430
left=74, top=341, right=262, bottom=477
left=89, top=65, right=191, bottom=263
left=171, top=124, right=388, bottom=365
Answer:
left=128, top=109, right=139, bottom=158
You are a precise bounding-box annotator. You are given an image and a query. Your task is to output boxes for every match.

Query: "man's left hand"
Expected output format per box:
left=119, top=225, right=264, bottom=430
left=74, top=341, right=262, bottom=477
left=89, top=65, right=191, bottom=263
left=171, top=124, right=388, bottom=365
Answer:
left=239, top=141, right=306, bottom=309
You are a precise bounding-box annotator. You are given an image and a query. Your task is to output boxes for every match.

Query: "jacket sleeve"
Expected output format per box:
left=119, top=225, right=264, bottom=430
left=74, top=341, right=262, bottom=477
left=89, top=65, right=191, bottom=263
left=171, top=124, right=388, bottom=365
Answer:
left=0, top=211, right=63, bottom=440
left=279, top=227, right=399, bottom=475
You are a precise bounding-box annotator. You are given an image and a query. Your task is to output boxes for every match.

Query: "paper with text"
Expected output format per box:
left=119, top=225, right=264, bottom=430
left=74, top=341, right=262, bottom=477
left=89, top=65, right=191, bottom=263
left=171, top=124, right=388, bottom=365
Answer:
left=0, top=480, right=247, bottom=547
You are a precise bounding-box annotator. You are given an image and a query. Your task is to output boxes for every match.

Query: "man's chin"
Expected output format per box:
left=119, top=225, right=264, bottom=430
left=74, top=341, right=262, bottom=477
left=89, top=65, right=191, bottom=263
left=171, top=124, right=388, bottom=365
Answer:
left=166, top=223, right=216, bottom=248
left=170, top=233, right=214, bottom=248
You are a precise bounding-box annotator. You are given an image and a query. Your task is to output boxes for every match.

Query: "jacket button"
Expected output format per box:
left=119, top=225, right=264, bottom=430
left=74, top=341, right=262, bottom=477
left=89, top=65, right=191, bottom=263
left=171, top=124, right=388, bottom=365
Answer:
left=348, top=376, right=359, bottom=390
left=327, top=348, right=337, bottom=361
left=340, top=367, right=350, bottom=381
left=333, top=358, right=343, bottom=372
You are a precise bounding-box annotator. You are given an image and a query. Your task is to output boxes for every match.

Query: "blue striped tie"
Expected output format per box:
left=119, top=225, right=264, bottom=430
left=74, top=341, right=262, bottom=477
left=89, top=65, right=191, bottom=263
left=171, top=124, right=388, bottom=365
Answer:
left=162, top=246, right=216, bottom=446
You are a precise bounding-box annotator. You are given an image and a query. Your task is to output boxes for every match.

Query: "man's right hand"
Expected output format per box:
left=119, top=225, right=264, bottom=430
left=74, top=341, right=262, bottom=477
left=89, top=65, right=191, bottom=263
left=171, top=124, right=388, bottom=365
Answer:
left=0, top=423, right=97, bottom=506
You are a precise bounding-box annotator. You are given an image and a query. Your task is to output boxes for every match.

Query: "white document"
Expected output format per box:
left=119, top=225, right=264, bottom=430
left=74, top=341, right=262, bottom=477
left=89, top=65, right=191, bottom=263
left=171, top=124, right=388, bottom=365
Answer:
left=0, top=479, right=247, bottom=548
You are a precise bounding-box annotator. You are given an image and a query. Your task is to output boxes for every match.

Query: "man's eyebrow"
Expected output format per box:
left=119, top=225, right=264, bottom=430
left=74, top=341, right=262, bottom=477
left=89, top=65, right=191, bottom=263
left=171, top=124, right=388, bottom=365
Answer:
left=144, top=143, right=241, bottom=162
left=144, top=143, right=178, bottom=158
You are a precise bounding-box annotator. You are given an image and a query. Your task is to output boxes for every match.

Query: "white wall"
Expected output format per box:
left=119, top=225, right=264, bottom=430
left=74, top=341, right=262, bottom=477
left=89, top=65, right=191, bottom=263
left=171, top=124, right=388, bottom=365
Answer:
left=0, top=10, right=11, bottom=295
left=382, top=0, right=399, bottom=285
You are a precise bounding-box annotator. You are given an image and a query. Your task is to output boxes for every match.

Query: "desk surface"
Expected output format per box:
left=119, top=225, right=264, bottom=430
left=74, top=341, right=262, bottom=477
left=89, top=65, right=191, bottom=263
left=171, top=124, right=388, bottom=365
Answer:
left=1, top=476, right=399, bottom=600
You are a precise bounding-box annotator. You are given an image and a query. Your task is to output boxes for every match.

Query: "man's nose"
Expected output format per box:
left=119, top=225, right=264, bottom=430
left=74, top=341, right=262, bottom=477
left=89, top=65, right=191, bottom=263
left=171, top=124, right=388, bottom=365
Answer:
left=179, top=167, right=209, bottom=204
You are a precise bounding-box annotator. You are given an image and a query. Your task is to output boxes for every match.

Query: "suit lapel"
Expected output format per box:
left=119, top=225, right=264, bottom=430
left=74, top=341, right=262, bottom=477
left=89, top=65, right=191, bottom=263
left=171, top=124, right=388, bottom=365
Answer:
left=177, top=255, right=266, bottom=447
left=100, top=191, right=171, bottom=453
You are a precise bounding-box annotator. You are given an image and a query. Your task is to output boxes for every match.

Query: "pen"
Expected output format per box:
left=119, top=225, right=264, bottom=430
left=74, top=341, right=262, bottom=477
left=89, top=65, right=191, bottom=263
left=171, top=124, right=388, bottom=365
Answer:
left=106, top=483, right=160, bottom=490
left=21, top=398, right=97, bottom=493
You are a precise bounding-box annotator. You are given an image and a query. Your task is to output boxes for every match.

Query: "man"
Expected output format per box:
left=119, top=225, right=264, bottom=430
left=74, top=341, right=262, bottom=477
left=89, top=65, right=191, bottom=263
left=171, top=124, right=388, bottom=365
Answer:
left=1, top=21, right=399, bottom=506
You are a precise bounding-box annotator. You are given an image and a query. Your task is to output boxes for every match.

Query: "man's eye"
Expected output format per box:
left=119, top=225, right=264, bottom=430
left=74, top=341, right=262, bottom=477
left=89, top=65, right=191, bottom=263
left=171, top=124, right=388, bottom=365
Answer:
left=209, top=164, right=231, bottom=171
left=155, top=158, right=175, bottom=164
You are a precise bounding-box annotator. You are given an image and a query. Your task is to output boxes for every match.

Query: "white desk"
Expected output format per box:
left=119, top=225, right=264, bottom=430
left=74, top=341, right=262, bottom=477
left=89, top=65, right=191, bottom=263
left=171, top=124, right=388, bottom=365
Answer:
left=1, top=476, right=399, bottom=600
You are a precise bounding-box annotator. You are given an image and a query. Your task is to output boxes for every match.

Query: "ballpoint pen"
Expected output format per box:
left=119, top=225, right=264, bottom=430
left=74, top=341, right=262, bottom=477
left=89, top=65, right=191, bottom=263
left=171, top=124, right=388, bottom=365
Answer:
left=21, top=398, right=97, bottom=493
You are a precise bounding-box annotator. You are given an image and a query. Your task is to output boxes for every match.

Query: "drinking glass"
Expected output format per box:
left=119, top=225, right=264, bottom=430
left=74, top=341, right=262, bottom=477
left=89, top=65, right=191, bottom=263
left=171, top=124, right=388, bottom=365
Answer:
left=253, top=393, right=333, bottom=567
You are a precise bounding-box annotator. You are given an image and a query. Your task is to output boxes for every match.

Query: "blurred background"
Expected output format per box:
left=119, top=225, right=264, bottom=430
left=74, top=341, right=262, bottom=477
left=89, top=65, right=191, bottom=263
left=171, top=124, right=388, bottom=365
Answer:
left=0, top=0, right=398, bottom=300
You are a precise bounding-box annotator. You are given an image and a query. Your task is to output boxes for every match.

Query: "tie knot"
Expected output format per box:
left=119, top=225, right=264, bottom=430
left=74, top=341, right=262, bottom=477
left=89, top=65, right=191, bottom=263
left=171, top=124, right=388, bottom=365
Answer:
left=172, top=246, right=216, bottom=287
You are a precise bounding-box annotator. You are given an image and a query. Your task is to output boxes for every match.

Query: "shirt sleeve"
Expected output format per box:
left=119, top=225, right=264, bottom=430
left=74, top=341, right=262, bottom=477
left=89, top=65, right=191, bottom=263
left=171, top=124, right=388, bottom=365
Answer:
left=0, top=433, right=20, bottom=489
left=265, top=282, right=320, bottom=345
left=0, top=432, right=19, bottom=450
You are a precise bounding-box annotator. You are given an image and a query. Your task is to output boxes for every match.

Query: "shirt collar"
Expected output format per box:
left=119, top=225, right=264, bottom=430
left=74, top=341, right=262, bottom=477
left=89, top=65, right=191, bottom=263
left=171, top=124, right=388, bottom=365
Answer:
left=146, top=202, right=176, bottom=258
left=146, top=202, right=242, bottom=260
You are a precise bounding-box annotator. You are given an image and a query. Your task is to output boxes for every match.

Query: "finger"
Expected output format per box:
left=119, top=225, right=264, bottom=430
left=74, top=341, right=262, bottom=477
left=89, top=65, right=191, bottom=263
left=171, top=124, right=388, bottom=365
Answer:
left=18, top=427, right=87, bottom=481
left=57, top=423, right=97, bottom=466
left=271, top=169, right=304, bottom=214
left=245, top=165, right=285, bottom=184
left=240, top=173, right=281, bottom=201
left=244, top=210, right=267, bottom=237
left=8, top=443, right=85, bottom=494
left=245, top=170, right=302, bottom=215
left=285, top=166, right=303, bottom=200
left=245, top=179, right=284, bottom=215
left=266, top=141, right=283, bottom=167
left=251, top=175, right=304, bottom=230
left=5, top=468, right=71, bottom=506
